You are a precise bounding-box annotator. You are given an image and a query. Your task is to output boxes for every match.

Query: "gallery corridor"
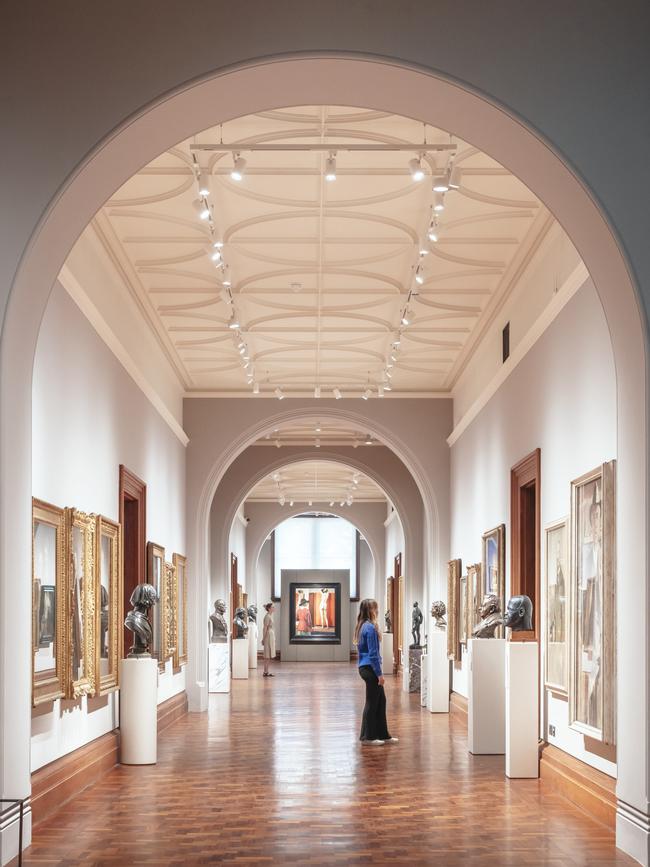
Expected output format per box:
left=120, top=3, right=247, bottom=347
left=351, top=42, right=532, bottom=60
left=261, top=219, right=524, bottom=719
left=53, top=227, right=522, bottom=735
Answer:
left=22, top=663, right=629, bottom=866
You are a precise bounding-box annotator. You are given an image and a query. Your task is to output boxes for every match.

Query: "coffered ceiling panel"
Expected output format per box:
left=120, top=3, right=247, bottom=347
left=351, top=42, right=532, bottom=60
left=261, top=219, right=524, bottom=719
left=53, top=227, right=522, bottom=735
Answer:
left=88, top=105, right=550, bottom=397
left=246, top=460, right=385, bottom=505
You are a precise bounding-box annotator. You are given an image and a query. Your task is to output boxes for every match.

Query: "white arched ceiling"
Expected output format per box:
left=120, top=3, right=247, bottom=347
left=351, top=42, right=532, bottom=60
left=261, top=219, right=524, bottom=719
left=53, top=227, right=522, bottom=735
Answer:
left=245, top=458, right=386, bottom=506
left=74, top=105, right=557, bottom=398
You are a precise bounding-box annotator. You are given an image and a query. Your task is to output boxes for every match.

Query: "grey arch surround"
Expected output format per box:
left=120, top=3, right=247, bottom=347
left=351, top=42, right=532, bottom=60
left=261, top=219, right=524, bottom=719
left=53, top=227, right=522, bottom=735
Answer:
left=2, top=10, right=649, bottom=861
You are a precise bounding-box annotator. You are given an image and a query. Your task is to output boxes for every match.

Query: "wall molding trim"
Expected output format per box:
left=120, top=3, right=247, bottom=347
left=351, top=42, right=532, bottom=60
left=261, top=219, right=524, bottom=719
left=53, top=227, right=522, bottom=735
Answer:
left=58, top=265, right=189, bottom=447
left=617, top=798, right=650, bottom=865
left=540, top=743, right=616, bottom=830
left=447, top=260, right=589, bottom=447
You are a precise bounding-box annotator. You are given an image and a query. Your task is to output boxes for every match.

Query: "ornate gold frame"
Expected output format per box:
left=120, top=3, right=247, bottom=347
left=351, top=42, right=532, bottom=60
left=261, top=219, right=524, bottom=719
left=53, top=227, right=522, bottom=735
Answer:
left=95, top=516, right=122, bottom=695
left=173, top=553, right=188, bottom=668
left=446, top=558, right=462, bottom=661
left=466, top=563, right=482, bottom=641
left=162, top=560, right=178, bottom=665
left=147, top=541, right=165, bottom=669
left=482, top=524, right=505, bottom=635
left=64, top=509, right=97, bottom=699
left=32, top=498, right=66, bottom=706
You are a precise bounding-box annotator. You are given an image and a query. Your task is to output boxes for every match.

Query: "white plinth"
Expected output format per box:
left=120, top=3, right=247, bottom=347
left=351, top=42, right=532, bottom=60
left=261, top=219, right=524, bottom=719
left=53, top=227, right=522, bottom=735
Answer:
left=383, top=632, right=394, bottom=673
left=428, top=630, right=450, bottom=713
left=505, top=641, right=539, bottom=778
left=468, top=638, right=505, bottom=755
left=248, top=622, right=258, bottom=669
left=119, top=657, right=158, bottom=765
left=208, top=642, right=230, bottom=693
left=420, top=652, right=428, bottom=707
left=232, top=638, right=249, bottom=679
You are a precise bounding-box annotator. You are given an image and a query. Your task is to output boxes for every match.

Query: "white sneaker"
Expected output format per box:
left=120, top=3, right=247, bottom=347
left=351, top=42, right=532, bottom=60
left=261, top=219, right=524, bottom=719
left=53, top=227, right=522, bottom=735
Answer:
left=370, top=739, right=386, bottom=745
left=387, top=737, right=399, bottom=743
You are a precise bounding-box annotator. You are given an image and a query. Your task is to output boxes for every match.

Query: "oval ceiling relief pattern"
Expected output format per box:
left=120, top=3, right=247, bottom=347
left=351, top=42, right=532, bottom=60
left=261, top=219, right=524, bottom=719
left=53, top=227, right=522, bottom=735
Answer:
left=92, top=105, right=550, bottom=396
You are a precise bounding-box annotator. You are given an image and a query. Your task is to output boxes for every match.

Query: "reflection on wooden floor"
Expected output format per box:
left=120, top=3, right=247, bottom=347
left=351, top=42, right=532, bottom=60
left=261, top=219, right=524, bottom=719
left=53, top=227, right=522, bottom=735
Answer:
left=23, top=662, right=631, bottom=865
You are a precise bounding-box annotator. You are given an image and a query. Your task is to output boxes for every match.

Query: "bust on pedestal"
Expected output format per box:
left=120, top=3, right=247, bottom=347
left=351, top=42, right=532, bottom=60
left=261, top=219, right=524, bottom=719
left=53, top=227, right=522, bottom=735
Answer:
left=247, top=604, right=258, bottom=669
left=121, top=583, right=159, bottom=765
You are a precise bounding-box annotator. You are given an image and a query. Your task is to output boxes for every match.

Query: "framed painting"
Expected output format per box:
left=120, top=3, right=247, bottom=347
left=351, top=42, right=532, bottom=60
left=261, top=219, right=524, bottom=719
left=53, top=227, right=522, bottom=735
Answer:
left=147, top=541, right=165, bottom=669
left=446, top=558, right=462, bottom=661
left=64, top=509, right=97, bottom=699
left=289, top=582, right=341, bottom=644
left=482, top=524, right=505, bottom=614
left=96, top=516, right=122, bottom=695
left=32, top=499, right=66, bottom=706
left=173, top=553, right=188, bottom=668
left=459, top=572, right=468, bottom=648
left=569, top=461, right=616, bottom=744
left=466, top=563, right=482, bottom=640
left=162, top=561, right=178, bottom=664
left=545, top=518, right=568, bottom=695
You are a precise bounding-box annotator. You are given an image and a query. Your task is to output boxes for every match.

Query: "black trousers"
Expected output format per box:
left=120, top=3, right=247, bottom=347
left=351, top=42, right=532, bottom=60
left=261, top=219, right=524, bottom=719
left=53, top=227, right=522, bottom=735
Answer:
left=358, top=665, right=391, bottom=741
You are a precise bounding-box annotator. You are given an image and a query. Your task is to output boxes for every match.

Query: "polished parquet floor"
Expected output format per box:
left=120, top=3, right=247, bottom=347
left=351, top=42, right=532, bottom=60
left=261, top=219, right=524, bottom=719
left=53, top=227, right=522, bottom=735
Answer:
left=23, top=662, right=631, bottom=865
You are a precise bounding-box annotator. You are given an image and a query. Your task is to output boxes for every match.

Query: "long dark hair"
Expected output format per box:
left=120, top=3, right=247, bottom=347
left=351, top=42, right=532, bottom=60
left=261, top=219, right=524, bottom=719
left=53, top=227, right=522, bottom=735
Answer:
left=354, top=598, right=381, bottom=645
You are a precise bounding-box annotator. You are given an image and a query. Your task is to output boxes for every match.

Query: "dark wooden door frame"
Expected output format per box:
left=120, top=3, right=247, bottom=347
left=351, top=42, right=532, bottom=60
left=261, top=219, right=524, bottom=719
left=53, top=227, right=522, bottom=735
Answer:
left=119, top=465, right=146, bottom=657
left=510, top=449, right=541, bottom=641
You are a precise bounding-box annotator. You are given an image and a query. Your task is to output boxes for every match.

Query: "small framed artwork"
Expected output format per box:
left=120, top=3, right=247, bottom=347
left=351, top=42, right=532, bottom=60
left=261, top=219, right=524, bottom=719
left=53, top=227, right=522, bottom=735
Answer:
left=162, top=561, right=178, bottom=664
left=458, top=573, right=468, bottom=648
left=466, top=563, right=482, bottom=639
left=446, top=558, right=462, bottom=661
left=65, top=509, right=97, bottom=699
left=147, top=541, right=165, bottom=669
left=96, top=516, right=122, bottom=695
left=32, top=499, right=66, bottom=706
left=569, top=460, right=616, bottom=744
left=545, top=518, right=568, bottom=696
left=482, top=524, right=505, bottom=612
left=173, top=553, right=188, bottom=668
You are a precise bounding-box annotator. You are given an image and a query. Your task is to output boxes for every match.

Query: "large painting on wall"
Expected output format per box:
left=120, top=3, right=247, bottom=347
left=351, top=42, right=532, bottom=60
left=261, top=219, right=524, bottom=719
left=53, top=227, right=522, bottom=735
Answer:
left=289, top=582, right=341, bottom=645
left=482, top=525, right=505, bottom=614
left=569, top=461, right=616, bottom=745
left=545, top=518, right=568, bottom=695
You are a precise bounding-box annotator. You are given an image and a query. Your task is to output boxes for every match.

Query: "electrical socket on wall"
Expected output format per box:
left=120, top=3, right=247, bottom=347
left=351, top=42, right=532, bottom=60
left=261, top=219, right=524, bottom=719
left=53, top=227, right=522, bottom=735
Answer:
left=549, top=725, right=556, bottom=737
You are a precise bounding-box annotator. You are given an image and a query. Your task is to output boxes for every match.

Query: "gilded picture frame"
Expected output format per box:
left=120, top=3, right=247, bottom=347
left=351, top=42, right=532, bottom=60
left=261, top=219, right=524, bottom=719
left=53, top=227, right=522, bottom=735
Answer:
left=161, top=561, right=178, bottom=665
left=64, top=509, right=97, bottom=699
left=446, top=558, right=462, bottom=661
left=459, top=572, right=468, bottom=648
left=95, top=516, right=122, bottom=695
left=32, top=498, right=66, bottom=706
left=569, top=460, right=616, bottom=745
left=482, top=524, right=505, bottom=629
left=466, top=563, right=482, bottom=640
left=544, top=517, right=569, bottom=696
left=173, top=552, right=188, bottom=668
left=147, top=541, right=165, bottom=670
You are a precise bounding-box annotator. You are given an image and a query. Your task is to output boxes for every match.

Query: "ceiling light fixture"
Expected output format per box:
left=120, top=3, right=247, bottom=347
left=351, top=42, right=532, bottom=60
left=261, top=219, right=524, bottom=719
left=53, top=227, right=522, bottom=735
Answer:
left=433, top=192, right=446, bottom=212
left=212, top=239, right=224, bottom=249
left=449, top=165, right=461, bottom=189
left=315, top=438, right=321, bottom=448
left=231, top=153, right=246, bottom=181
left=197, top=172, right=210, bottom=197
left=274, top=387, right=284, bottom=400
left=314, top=386, right=321, bottom=399
left=220, top=288, right=231, bottom=305
left=364, top=435, right=373, bottom=445
left=433, top=171, right=450, bottom=193
left=415, top=265, right=424, bottom=285
left=252, top=382, right=260, bottom=394
left=401, top=312, right=410, bottom=326
left=408, top=156, right=425, bottom=182
left=329, top=501, right=334, bottom=507
left=384, top=382, right=392, bottom=391
left=325, top=152, right=337, bottom=182
left=275, top=439, right=282, bottom=448
left=419, top=243, right=430, bottom=256
left=210, top=248, right=222, bottom=262
left=333, top=387, right=342, bottom=400
left=361, top=388, right=371, bottom=400
left=428, top=219, right=439, bottom=242
left=193, top=198, right=210, bottom=220
left=308, top=500, right=313, bottom=507
left=228, top=314, right=240, bottom=330
left=289, top=500, right=294, bottom=507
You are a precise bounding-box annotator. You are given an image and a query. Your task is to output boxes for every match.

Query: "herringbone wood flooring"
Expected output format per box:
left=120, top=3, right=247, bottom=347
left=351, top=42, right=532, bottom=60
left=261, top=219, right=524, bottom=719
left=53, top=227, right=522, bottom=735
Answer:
left=22, top=662, right=631, bottom=865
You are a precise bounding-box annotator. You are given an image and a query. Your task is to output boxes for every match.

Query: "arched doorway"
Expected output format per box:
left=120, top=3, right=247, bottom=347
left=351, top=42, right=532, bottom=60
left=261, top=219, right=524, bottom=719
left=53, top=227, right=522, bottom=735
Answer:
left=4, top=56, right=647, bottom=861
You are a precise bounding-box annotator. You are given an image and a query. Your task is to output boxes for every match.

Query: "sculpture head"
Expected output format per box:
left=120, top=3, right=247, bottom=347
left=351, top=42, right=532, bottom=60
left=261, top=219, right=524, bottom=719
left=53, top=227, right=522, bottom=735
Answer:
left=247, top=603, right=257, bottom=620
left=430, top=600, right=446, bottom=619
left=129, top=583, right=158, bottom=610
left=413, top=601, right=420, bottom=610
left=234, top=606, right=246, bottom=620
left=479, top=594, right=501, bottom=619
left=214, top=598, right=226, bottom=615
left=504, top=594, right=533, bottom=631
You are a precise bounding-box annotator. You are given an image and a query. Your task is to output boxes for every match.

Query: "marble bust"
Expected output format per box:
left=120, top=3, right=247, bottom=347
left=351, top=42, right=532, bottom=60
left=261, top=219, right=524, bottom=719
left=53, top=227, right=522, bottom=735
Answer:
left=504, top=594, right=533, bottom=631
left=472, top=594, right=503, bottom=639
left=430, top=600, right=447, bottom=630
left=209, top=598, right=228, bottom=643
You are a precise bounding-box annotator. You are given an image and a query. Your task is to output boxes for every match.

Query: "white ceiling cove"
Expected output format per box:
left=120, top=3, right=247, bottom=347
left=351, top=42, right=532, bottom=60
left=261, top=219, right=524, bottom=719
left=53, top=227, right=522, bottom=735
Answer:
left=246, top=460, right=385, bottom=504
left=88, top=105, right=551, bottom=397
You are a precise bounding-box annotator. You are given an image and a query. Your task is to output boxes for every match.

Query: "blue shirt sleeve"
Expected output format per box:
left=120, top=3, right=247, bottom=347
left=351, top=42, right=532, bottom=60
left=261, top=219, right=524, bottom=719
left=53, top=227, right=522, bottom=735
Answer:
left=364, top=623, right=383, bottom=678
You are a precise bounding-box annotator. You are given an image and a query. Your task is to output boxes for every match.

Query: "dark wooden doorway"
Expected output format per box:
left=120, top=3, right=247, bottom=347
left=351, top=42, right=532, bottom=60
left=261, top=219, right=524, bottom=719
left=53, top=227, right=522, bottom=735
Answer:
left=393, top=552, right=402, bottom=673
left=119, top=465, right=146, bottom=656
left=510, top=449, right=541, bottom=639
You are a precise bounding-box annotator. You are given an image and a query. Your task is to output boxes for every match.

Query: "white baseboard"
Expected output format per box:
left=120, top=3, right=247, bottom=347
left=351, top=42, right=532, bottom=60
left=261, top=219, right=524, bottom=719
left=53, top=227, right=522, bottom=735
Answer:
left=0, top=799, right=31, bottom=866
left=617, top=800, right=650, bottom=865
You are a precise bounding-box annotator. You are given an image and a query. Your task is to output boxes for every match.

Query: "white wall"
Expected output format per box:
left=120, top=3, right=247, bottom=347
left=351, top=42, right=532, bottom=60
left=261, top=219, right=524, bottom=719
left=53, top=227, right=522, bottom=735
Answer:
left=31, top=284, right=187, bottom=771
left=228, top=508, right=247, bottom=595
left=450, top=278, right=616, bottom=776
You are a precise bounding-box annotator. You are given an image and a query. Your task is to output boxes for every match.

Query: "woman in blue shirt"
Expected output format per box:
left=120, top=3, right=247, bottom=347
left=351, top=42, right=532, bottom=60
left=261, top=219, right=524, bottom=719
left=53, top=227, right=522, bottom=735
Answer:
left=354, top=598, right=399, bottom=745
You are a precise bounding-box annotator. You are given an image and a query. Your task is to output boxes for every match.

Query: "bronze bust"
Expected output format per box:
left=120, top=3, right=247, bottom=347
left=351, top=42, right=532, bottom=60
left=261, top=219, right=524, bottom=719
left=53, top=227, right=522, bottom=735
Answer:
left=504, top=594, right=533, bottom=631
left=124, top=583, right=159, bottom=656
left=247, top=603, right=258, bottom=624
left=430, top=600, right=447, bottom=630
left=472, top=594, right=503, bottom=639
left=233, top=607, right=249, bottom=639
left=384, top=608, right=392, bottom=633
left=209, top=598, right=228, bottom=643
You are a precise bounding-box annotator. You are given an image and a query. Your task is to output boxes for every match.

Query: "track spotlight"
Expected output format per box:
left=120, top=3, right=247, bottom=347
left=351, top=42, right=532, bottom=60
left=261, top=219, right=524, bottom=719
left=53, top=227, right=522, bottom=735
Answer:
left=433, top=172, right=450, bottom=193
left=428, top=220, right=439, bottom=242
left=279, top=496, right=285, bottom=506
left=408, top=156, right=425, bottom=182
left=238, top=345, right=246, bottom=354
left=197, top=172, right=210, bottom=197
left=325, top=152, right=337, bottom=182
left=401, top=312, right=410, bottom=326
left=433, top=192, right=446, bottom=212
left=449, top=166, right=461, bottom=189
left=361, top=388, right=371, bottom=400
left=315, top=438, right=321, bottom=448
left=308, top=500, right=313, bottom=507
left=231, top=153, right=246, bottom=181
left=415, top=265, right=424, bottom=285
left=212, top=239, right=224, bottom=249
left=289, top=500, right=294, bottom=507
left=314, top=386, right=321, bottom=399
left=392, top=336, right=401, bottom=347
left=419, top=243, right=430, bottom=256
left=209, top=248, right=222, bottom=262
left=384, top=382, right=392, bottom=391
left=364, top=434, right=373, bottom=445
left=340, top=500, right=345, bottom=507
left=228, top=314, right=240, bottom=330
left=274, top=387, right=284, bottom=400
left=329, top=501, right=335, bottom=507
left=252, top=382, right=260, bottom=394
left=193, top=198, right=210, bottom=220
left=220, top=289, right=232, bottom=305
left=275, top=439, right=282, bottom=448
left=333, top=387, right=342, bottom=400
left=222, top=277, right=232, bottom=288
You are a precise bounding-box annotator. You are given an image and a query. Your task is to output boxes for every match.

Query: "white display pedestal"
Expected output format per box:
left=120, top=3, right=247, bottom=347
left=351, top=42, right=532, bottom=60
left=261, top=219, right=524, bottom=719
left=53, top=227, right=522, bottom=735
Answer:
left=208, top=642, right=230, bottom=693
left=468, top=638, right=505, bottom=755
left=383, top=632, right=394, bottom=674
left=428, top=630, right=450, bottom=713
left=248, top=622, right=258, bottom=669
left=505, top=640, right=539, bottom=778
left=119, top=657, right=157, bottom=765
left=232, top=638, right=249, bottom=679
left=420, top=652, right=428, bottom=707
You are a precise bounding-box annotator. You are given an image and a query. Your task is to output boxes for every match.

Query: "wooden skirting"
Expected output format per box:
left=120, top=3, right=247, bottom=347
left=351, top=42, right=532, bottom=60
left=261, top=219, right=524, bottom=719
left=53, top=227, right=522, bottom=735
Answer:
left=539, top=743, right=616, bottom=830
left=31, top=730, right=119, bottom=828
left=450, top=691, right=468, bottom=722
left=31, top=691, right=188, bottom=827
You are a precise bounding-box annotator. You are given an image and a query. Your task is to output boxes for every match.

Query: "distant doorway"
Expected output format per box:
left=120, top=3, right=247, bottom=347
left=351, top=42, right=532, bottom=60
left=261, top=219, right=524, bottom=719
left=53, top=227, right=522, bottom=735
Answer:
left=510, top=449, right=541, bottom=639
